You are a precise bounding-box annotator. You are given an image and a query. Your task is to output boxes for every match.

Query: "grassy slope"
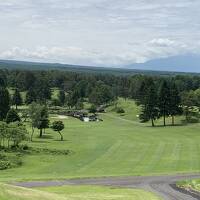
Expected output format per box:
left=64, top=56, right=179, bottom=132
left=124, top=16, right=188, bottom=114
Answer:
left=0, top=98, right=200, bottom=182
left=177, top=179, right=200, bottom=191
left=0, top=184, right=161, bottom=200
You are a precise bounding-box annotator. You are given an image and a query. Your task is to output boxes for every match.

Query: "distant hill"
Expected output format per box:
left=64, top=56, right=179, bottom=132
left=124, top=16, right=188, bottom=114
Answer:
left=126, top=54, right=200, bottom=73
left=0, top=59, right=199, bottom=76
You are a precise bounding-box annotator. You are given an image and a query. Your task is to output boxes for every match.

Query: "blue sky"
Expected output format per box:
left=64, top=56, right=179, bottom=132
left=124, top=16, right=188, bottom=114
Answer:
left=0, top=0, right=200, bottom=68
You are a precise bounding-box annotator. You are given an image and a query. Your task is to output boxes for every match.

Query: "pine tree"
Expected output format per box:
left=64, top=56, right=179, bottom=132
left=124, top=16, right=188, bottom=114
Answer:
left=58, top=90, right=65, bottom=106
left=25, top=87, right=36, bottom=105
left=169, top=81, right=182, bottom=125
left=6, top=109, right=21, bottom=123
left=12, top=89, right=23, bottom=109
left=0, top=87, right=10, bottom=120
left=158, top=80, right=171, bottom=126
left=139, top=79, right=159, bottom=127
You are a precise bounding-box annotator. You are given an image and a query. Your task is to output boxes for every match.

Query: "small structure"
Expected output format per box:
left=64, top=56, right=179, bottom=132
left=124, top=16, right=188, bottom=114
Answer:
left=83, top=117, right=90, bottom=122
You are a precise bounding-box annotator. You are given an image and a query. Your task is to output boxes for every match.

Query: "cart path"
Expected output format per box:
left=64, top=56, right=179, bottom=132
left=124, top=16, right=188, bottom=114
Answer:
left=13, top=174, right=200, bottom=200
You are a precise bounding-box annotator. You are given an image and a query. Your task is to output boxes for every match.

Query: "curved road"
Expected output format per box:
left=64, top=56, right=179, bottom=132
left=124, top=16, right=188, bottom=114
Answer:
left=14, top=174, right=200, bottom=200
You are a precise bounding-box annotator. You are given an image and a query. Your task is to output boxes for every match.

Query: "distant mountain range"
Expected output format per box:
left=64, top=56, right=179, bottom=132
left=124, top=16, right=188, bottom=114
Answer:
left=0, top=54, right=200, bottom=76
left=126, top=54, right=200, bottom=73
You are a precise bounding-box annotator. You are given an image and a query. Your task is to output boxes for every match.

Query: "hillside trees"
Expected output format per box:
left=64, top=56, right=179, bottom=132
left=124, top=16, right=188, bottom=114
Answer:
left=89, top=83, right=115, bottom=106
left=0, top=87, right=10, bottom=120
left=0, top=70, right=7, bottom=87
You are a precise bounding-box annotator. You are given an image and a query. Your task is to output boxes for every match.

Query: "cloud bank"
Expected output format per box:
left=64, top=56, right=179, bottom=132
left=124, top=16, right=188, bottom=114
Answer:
left=0, top=0, right=200, bottom=67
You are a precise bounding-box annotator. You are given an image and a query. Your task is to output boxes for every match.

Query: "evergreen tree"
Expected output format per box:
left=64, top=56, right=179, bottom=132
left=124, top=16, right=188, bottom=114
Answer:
left=37, top=106, right=49, bottom=138
left=12, top=89, right=23, bottom=109
left=67, top=90, right=79, bottom=108
left=0, top=71, right=7, bottom=87
left=169, top=81, right=182, bottom=125
left=6, top=109, right=21, bottom=124
left=25, top=87, right=36, bottom=105
left=158, top=80, right=171, bottom=126
left=139, top=79, right=159, bottom=127
left=58, top=90, right=65, bottom=106
left=0, top=87, right=10, bottom=120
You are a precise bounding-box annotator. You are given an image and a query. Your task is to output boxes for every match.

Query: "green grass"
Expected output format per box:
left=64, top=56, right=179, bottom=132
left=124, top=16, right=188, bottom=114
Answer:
left=177, top=179, right=200, bottom=191
left=0, top=98, right=200, bottom=182
left=0, top=184, right=161, bottom=200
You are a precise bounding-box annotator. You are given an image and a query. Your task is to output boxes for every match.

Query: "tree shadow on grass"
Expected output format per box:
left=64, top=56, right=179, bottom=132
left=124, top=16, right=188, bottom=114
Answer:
left=36, top=135, right=53, bottom=139
left=31, top=140, right=50, bottom=143
left=145, top=124, right=186, bottom=128
left=54, top=139, right=68, bottom=142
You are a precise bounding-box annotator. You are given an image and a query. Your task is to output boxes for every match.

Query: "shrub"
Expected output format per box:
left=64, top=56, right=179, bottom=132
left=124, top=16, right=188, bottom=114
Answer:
left=6, top=109, right=21, bottom=124
left=0, top=160, right=11, bottom=170
left=89, top=105, right=97, bottom=113
left=116, top=107, right=125, bottom=114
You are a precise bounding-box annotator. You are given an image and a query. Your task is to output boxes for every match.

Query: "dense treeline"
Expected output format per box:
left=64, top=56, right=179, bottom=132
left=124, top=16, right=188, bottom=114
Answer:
left=1, top=69, right=200, bottom=127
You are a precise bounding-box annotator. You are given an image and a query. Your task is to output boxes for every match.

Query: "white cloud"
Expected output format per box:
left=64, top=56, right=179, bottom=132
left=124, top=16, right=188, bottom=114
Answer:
left=149, top=38, right=176, bottom=47
left=0, top=0, right=200, bottom=66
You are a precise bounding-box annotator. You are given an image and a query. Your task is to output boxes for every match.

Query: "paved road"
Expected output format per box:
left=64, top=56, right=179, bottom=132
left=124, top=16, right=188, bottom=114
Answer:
left=14, top=174, right=200, bottom=200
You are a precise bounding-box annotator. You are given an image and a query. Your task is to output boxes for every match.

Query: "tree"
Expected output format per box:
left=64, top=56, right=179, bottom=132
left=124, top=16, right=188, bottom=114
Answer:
left=58, top=90, right=65, bottom=106
left=6, top=109, right=21, bottom=124
left=168, top=81, right=182, bottom=125
left=89, top=104, right=97, bottom=114
left=36, top=105, right=49, bottom=138
left=0, top=122, right=7, bottom=147
left=181, top=90, right=199, bottom=122
left=28, top=103, right=49, bottom=139
left=35, top=76, right=51, bottom=103
left=0, top=122, right=28, bottom=148
left=0, top=87, right=10, bottom=121
left=12, top=89, right=23, bottom=109
left=67, top=90, right=79, bottom=108
left=158, top=80, right=171, bottom=126
left=51, top=121, right=65, bottom=141
left=89, top=84, right=114, bottom=106
left=25, top=87, right=36, bottom=105
left=139, top=78, right=159, bottom=127
left=7, top=123, right=28, bottom=147
left=0, top=70, right=7, bottom=87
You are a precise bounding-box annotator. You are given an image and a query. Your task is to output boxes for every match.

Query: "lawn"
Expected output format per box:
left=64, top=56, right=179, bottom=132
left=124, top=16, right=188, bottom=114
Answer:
left=0, top=98, right=200, bottom=182
left=0, top=184, right=161, bottom=200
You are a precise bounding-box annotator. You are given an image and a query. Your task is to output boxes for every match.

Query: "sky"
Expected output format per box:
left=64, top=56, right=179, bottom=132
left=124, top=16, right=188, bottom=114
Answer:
left=0, top=0, right=200, bottom=69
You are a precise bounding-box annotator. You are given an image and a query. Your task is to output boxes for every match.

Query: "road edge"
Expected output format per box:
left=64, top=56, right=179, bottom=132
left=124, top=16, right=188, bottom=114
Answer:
left=170, top=184, right=200, bottom=199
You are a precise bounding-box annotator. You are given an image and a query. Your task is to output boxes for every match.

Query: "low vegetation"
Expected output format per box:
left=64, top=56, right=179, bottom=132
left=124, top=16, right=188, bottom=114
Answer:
left=177, top=179, right=200, bottom=192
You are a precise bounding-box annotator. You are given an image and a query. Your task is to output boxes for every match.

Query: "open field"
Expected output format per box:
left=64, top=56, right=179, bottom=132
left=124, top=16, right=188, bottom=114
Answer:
left=0, top=184, right=161, bottom=200
left=0, top=99, right=200, bottom=182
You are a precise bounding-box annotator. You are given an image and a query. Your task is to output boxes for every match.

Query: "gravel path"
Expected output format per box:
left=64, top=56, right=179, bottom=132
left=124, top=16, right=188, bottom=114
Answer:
left=13, top=174, right=200, bottom=200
